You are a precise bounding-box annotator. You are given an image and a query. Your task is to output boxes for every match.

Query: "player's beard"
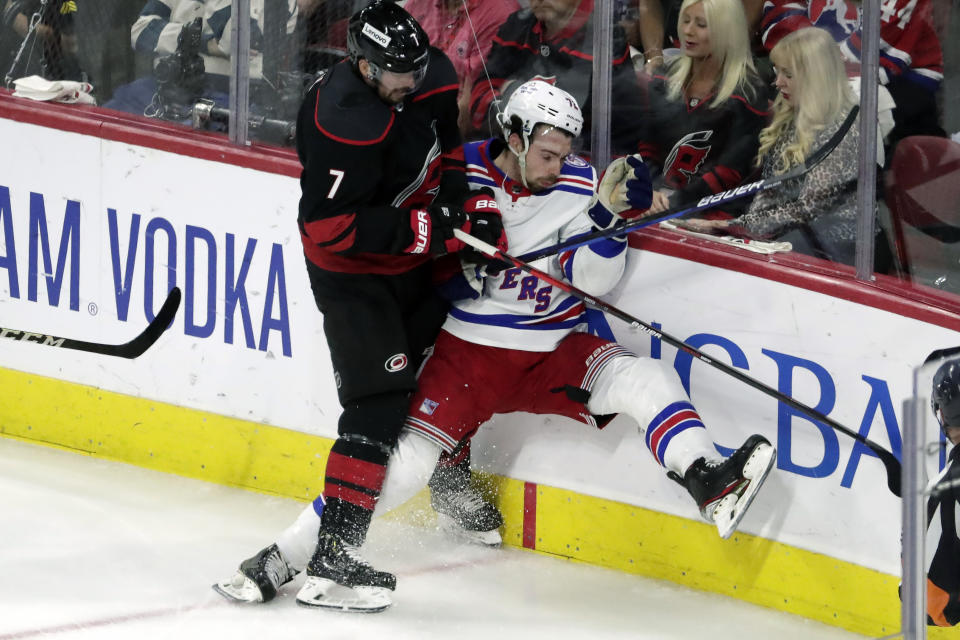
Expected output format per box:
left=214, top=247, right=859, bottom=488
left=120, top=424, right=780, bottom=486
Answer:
left=375, top=80, right=416, bottom=106
left=380, top=87, right=410, bottom=105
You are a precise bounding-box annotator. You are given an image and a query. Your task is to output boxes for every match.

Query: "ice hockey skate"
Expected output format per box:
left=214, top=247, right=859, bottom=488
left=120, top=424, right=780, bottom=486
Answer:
left=295, top=531, right=395, bottom=612
left=213, top=543, right=295, bottom=603
left=679, top=434, right=775, bottom=539
left=429, top=462, right=504, bottom=547
left=432, top=484, right=504, bottom=546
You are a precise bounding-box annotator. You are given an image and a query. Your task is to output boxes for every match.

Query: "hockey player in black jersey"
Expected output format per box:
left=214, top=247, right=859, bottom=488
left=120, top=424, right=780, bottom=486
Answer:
left=923, top=358, right=960, bottom=626
left=213, top=0, right=507, bottom=612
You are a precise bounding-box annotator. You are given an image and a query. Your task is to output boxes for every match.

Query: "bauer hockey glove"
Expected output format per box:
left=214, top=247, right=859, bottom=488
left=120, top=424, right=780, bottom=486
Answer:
left=461, top=188, right=510, bottom=272
left=462, top=189, right=508, bottom=252
left=404, top=204, right=466, bottom=255
left=589, top=154, right=653, bottom=229
left=404, top=190, right=508, bottom=257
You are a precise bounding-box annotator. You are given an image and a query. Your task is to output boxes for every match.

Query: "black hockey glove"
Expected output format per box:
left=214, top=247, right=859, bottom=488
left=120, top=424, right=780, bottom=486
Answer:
left=404, top=189, right=508, bottom=257
left=459, top=189, right=509, bottom=271
left=461, top=189, right=507, bottom=251
left=403, top=204, right=467, bottom=255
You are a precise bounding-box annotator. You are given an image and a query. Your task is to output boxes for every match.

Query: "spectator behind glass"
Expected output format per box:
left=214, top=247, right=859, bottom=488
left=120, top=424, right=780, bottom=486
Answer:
left=760, top=0, right=945, bottom=151
left=404, top=0, right=520, bottom=137
left=296, top=0, right=358, bottom=74
left=1, top=0, right=85, bottom=84
left=679, top=28, right=864, bottom=265
left=617, top=0, right=669, bottom=73
left=466, top=0, right=646, bottom=155
left=637, top=0, right=768, bottom=214
left=105, top=0, right=298, bottom=120
left=652, top=0, right=766, bottom=68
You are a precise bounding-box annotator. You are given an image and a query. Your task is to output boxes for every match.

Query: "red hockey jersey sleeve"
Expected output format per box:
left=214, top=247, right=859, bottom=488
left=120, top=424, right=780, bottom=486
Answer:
left=760, top=0, right=943, bottom=90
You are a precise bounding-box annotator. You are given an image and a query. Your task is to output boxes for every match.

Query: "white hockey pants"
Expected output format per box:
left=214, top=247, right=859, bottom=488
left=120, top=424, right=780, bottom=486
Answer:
left=587, top=355, right=717, bottom=475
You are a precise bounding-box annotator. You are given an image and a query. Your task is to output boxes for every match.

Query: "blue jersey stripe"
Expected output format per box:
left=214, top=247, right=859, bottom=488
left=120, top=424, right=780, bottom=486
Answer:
left=448, top=307, right=587, bottom=331
left=535, top=185, right=595, bottom=198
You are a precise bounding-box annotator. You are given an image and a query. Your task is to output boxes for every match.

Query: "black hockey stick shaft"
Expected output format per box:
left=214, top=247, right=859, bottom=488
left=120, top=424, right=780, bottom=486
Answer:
left=455, top=228, right=901, bottom=497
left=0, top=287, right=182, bottom=359
left=517, top=105, right=860, bottom=264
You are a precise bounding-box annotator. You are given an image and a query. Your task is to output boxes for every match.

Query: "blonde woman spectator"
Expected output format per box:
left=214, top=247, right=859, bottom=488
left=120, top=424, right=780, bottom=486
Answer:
left=681, top=28, right=863, bottom=265
left=761, top=0, right=944, bottom=147
left=637, top=0, right=768, bottom=214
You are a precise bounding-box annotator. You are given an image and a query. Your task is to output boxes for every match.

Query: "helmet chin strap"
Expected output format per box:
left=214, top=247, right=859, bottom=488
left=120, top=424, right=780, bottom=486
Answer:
left=509, top=134, right=532, bottom=189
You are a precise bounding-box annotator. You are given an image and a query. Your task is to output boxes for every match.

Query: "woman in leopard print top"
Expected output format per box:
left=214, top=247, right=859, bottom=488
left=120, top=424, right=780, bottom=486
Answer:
left=680, top=27, right=865, bottom=265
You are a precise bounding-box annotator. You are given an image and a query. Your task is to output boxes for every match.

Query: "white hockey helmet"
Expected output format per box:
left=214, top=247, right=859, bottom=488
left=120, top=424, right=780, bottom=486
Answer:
left=499, top=80, right=584, bottom=144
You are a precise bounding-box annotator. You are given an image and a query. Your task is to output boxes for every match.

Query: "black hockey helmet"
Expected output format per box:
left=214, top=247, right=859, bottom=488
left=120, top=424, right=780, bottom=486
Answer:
left=932, top=358, right=960, bottom=431
left=347, top=1, right=429, bottom=83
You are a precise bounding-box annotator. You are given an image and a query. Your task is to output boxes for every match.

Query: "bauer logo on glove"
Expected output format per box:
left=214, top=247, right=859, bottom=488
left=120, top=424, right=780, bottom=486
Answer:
left=469, top=197, right=498, bottom=210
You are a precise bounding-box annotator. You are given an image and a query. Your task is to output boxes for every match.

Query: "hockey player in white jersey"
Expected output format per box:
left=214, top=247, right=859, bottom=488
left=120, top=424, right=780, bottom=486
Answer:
left=214, top=80, right=775, bottom=612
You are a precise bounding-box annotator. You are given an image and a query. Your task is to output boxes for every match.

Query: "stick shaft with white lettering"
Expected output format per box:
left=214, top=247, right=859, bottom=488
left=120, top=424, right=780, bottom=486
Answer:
left=454, top=227, right=901, bottom=497
left=0, top=287, right=181, bottom=359
left=517, top=105, right=860, bottom=264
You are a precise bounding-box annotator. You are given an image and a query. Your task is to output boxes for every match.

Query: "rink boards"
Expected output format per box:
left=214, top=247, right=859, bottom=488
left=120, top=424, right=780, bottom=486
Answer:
left=1, top=97, right=959, bottom=637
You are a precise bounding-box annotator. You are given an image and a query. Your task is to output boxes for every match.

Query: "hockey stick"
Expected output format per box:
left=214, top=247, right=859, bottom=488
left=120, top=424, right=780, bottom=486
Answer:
left=454, top=228, right=902, bottom=497
left=517, top=105, right=860, bottom=264
left=0, top=287, right=182, bottom=359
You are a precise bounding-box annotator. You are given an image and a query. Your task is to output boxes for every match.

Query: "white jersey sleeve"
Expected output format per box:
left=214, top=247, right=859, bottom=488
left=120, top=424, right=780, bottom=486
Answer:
left=557, top=207, right=628, bottom=298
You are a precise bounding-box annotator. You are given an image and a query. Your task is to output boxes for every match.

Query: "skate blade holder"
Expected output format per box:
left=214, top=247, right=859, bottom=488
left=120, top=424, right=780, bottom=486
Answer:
left=296, top=577, right=392, bottom=613
left=212, top=573, right=264, bottom=603
left=714, top=444, right=776, bottom=539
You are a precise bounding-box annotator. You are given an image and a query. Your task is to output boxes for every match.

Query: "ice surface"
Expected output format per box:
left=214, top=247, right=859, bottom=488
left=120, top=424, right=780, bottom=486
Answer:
left=0, top=437, right=867, bottom=640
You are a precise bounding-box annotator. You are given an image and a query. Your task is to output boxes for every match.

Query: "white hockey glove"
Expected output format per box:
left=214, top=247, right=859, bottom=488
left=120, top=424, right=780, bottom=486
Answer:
left=589, top=154, right=653, bottom=229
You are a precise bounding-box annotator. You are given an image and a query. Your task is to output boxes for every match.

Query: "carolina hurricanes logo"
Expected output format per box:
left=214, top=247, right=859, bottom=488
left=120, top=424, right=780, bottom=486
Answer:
left=663, top=130, right=713, bottom=189
left=385, top=353, right=408, bottom=372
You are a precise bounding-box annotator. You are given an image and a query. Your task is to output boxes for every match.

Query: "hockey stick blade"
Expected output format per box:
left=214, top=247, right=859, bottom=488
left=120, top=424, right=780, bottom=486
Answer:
left=0, top=287, right=182, bottom=359
left=455, top=228, right=902, bottom=497
left=518, top=106, right=860, bottom=263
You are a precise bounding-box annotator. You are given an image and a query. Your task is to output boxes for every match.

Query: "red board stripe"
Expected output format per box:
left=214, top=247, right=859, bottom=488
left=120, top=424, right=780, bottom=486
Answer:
left=523, top=481, right=537, bottom=550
